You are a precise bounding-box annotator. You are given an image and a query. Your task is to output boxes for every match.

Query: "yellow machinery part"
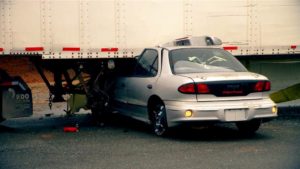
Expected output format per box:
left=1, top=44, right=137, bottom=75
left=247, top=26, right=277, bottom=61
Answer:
left=270, top=83, right=300, bottom=103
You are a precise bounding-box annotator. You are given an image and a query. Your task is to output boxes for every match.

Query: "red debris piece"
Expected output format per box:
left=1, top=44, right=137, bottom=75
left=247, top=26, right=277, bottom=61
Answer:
left=63, top=126, right=78, bottom=132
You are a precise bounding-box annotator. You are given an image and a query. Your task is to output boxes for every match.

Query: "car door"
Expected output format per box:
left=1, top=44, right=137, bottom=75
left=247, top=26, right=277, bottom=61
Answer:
left=124, top=49, right=160, bottom=121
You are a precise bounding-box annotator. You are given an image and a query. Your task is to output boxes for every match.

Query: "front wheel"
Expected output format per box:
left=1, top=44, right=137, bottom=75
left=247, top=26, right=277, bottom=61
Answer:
left=151, top=103, right=168, bottom=136
left=236, top=119, right=262, bottom=134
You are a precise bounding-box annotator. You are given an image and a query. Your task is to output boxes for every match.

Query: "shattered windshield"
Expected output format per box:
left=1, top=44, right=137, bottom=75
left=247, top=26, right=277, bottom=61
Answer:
left=169, top=48, right=247, bottom=74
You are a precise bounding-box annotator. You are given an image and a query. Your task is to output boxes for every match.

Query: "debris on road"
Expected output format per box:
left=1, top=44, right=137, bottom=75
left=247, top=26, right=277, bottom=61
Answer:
left=63, top=125, right=79, bottom=132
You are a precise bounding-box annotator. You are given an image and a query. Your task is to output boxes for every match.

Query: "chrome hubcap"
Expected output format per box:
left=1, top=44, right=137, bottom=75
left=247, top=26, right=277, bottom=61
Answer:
left=154, top=105, right=166, bottom=136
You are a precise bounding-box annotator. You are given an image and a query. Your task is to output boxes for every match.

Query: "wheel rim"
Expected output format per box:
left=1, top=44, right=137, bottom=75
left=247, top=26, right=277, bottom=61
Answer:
left=153, top=105, right=167, bottom=136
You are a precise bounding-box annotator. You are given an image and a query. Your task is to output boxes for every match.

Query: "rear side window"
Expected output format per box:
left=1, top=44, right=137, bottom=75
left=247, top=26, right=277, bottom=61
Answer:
left=134, top=49, right=158, bottom=77
left=169, top=48, right=247, bottom=74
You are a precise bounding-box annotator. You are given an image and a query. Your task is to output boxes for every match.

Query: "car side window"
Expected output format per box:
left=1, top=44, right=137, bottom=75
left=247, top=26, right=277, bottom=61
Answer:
left=134, top=49, right=158, bottom=77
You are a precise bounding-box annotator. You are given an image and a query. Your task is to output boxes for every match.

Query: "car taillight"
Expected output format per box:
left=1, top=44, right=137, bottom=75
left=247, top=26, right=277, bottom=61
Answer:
left=178, top=83, right=196, bottom=94
left=254, top=81, right=264, bottom=92
left=197, top=83, right=210, bottom=94
left=254, top=81, right=271, bottom=92
left=264, top=81, right=271, bottom=91
left=178, top=83, right=210, bottom=94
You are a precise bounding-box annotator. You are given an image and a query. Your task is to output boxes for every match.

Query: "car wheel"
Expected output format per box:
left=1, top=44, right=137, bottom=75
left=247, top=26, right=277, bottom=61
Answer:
left=151, top=102, right=168, bottom=136
left=236, top=119, right=261, bottom=134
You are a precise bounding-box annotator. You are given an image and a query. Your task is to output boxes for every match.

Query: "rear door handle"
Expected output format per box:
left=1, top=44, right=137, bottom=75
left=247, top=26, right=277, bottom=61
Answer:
left=147, top=84, right=152, bottom=89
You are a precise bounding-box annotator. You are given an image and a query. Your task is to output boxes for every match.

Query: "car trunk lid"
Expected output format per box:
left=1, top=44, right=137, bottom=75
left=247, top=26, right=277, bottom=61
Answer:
left=178, top=72, right=269, bottom=101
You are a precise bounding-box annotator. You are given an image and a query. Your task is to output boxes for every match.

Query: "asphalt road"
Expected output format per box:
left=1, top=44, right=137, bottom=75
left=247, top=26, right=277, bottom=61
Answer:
left=1, top=111, right=300, bottom=169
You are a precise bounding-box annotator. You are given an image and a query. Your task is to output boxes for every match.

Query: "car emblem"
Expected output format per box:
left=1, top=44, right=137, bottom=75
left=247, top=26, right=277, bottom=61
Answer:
left=227, top=84, right=241, bottom=90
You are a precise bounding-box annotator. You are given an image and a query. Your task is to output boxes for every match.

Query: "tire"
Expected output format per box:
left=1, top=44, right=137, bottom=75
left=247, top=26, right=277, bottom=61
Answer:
left=236, top=119, right=262, bottom=134
left=88, top=73, right=112, bottom=126
left=91, top=110, right=104, bottom=126
left=89, top=93, right=109, bottom=126
left=151, top=102, right=168, bottom=136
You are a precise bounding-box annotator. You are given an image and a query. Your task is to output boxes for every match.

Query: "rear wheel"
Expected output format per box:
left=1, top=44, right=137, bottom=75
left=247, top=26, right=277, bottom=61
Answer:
left=151, top=102, right=168, bottom=136
left=236, top=119, right=261, bottom=134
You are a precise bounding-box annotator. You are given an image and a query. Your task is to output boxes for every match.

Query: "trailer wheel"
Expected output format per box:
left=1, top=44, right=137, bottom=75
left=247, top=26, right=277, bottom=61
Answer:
left=88, top=89, right=110, bottom=126
left=88, top=76, right=112, bottom=126
left=91, top=108, right=104, bottom=126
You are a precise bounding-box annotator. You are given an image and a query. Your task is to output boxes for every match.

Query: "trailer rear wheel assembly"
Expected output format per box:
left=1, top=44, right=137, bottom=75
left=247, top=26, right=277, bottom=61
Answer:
left=87, top=68, right=113, bottom=126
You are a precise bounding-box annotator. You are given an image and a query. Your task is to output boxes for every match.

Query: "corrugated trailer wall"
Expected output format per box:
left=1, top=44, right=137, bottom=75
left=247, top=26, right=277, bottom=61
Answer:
left=1, top=0, right=299, bottom=55
left=1, top=0, right=300, bottom=106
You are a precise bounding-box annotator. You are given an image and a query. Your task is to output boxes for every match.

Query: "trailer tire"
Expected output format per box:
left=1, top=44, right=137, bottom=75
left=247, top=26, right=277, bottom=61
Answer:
left=88, top=77, right=113, bottom=126
left=88, top=90, right=110, bottom=126
left=91, top=107, right=104, bottom=126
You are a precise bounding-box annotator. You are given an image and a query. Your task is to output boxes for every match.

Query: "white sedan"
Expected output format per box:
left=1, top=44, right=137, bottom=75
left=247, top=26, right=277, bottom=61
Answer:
left=113, top=46, right=277, bottom=136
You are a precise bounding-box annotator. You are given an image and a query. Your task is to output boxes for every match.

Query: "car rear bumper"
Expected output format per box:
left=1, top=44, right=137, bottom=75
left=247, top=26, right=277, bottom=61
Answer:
left=164, top=98, right=277, bottom=127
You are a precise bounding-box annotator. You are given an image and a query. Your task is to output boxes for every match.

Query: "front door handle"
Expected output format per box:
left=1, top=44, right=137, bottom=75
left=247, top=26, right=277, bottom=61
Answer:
left=147, top=84, right=152, bottom=89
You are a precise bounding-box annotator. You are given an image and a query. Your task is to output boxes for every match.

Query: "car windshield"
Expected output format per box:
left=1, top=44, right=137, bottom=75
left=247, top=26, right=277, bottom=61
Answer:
left=169, top=48, right=247, bottom=74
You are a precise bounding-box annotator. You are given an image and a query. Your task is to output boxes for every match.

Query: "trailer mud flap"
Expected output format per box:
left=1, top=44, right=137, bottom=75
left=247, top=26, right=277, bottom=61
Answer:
left=0, top=76, right=33, bottom=120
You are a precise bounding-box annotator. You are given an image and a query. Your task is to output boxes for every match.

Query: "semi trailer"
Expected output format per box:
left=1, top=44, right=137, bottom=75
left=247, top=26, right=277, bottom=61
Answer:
left=0, top=0, right=299, bottom=122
